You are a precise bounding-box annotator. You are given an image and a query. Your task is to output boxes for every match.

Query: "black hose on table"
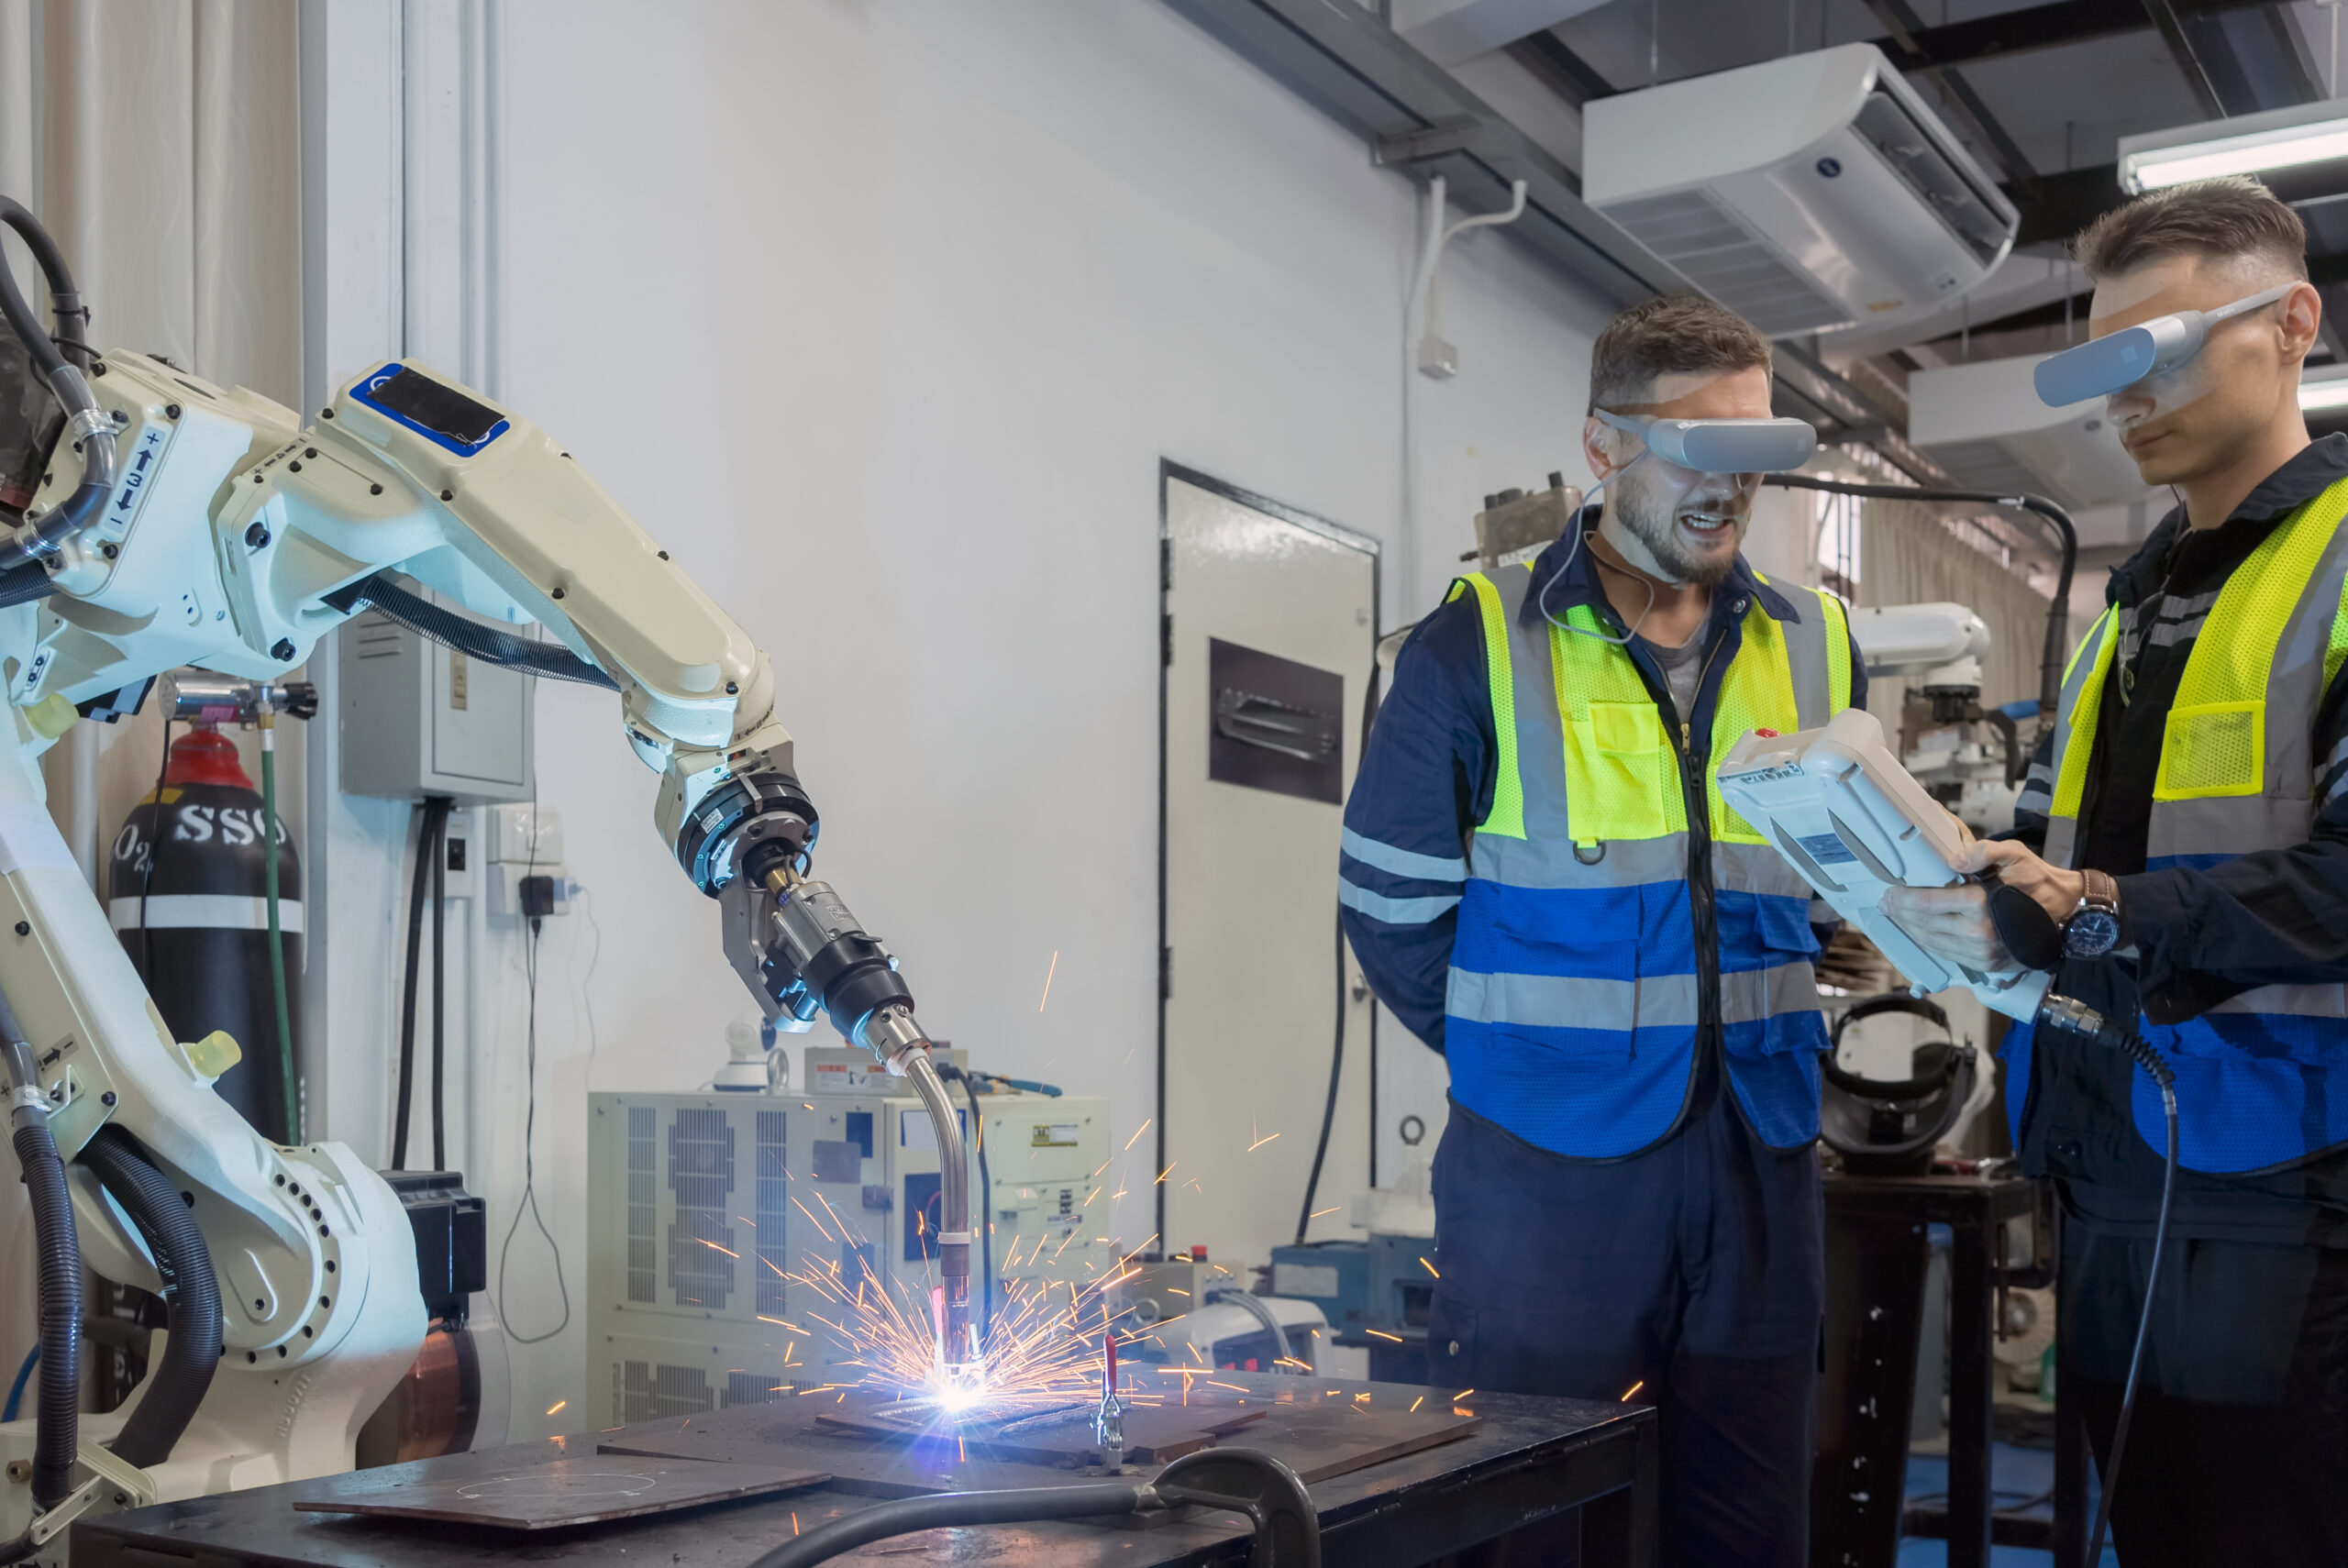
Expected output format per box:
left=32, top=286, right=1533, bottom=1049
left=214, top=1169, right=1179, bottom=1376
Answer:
left=77, top=1125, right=222, bottom=1468
left=1759, top=474, right=2077, bottom=718
left=748, top=1447, right=1321, bottom=1568
left=0, top=988, right=79, bottom=1512
left=749, top=1481, right=1149, bottom=1568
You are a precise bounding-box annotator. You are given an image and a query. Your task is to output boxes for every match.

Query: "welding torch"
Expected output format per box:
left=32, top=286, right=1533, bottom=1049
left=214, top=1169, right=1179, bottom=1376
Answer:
left=748, top=854, right=974, bottom=1376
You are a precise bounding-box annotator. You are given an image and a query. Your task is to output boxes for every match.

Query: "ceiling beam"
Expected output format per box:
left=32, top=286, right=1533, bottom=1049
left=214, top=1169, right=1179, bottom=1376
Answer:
left=1502, top=28, right=1613, bottom=107
left=1865, top=0, right=2278, bottom=75
left=2143, top=0, right=2231, bottom=116
left=1390, top=0, right=1612, bottom=70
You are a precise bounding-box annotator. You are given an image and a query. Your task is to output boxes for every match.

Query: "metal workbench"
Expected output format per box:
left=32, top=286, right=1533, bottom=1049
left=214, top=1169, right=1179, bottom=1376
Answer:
left=1813, top=1167, right=2085, bottom=1568
left=71, top=1370, right=1657, bottom=1567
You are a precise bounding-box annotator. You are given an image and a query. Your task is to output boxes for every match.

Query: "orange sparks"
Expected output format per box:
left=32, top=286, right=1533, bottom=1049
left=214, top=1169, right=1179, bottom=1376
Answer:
left=546, top=1400, right=567, bottom=1417
left=792, top=1196, right=836, bottom=1242
left=1155, top=1164, right=1176, bottom=1185
left=1366, top=1329, right=1403, bottom=1342
left=1246, top=1132, right=1280, bottom=1151
left=1038, top=950, right=1058, bottom=1011
left=1124, top=1119, right=1152, bottom=1152
left=1410, top=1395, right=1424, bottom=1413
left=792, top=1513, right=801, bottom=1537
left=1419, top=1256, right=1441, bottom=1279
left=1310, top=1206, right=1340, bottom=1219
left=1621, top=1379, right=1645, bottom=1401
left=698, top=1238, right=739, bottom=1259
left=1454, top=1388, right=1474, bottom=1399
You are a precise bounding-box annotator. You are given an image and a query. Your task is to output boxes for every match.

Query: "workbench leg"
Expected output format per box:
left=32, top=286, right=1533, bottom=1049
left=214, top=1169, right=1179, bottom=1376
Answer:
left=1947, top=1214, right=1994, bottom=1568
left=1578, top=1413, right=1658, bottom=1568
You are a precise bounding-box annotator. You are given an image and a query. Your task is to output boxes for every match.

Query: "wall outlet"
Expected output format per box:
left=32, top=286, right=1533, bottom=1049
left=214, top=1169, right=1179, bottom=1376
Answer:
left=489, top=862, right=570, bottom=920
left=488, top=803, right=563, bottom=865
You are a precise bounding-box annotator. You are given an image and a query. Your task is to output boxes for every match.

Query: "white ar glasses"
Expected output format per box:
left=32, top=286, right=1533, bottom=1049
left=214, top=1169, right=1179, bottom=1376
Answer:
left=2033, top=283, right=2294, bottom=408
left=1589, top=408, right=1819, bottom=472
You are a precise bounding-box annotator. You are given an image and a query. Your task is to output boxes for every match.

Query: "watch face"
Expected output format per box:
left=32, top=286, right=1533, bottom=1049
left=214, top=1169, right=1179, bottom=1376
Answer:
left=2065, top=907, right=2122, bottom=959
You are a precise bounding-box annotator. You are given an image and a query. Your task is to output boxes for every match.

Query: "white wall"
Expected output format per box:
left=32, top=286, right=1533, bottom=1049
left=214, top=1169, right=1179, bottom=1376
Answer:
left=306, top=0, right=1639, bottom=1437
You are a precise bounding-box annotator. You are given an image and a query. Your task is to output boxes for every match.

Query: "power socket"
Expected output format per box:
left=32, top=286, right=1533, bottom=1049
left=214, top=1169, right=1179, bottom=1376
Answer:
left=488, top=803, right=563, bottom=865
left=489, top=862, right=570, bottom=920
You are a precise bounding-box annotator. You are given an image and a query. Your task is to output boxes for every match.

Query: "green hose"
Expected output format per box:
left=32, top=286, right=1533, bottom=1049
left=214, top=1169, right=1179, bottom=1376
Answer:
left=260, top=725, right=297, bottom=1143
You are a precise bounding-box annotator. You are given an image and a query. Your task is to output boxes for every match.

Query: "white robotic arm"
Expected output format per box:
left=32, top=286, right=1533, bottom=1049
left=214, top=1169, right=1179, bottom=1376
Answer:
left=0, top=318, right=970, bottom=1525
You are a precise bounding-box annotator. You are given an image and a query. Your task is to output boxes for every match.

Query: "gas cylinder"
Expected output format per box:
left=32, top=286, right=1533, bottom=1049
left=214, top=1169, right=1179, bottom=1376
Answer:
left=108, top=728, right=303, bottom=1141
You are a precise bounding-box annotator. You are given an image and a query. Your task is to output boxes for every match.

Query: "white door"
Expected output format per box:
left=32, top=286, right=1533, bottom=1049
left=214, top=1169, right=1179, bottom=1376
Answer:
left=1159, top=464, right=1378, bottom=1272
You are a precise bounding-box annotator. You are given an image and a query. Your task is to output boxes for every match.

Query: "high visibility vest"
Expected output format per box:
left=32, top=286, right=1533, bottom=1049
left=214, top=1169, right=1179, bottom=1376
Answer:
left=2009, top=475, right=2348, bottom=1173
left=1445, top=561, right=1853, bottom=1156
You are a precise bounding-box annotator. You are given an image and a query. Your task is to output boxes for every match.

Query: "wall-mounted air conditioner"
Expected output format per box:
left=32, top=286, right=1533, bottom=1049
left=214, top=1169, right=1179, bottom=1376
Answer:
left=1584, top=44, right=2018, bottom=338
left=1908, top=354, right=2152, bottom=513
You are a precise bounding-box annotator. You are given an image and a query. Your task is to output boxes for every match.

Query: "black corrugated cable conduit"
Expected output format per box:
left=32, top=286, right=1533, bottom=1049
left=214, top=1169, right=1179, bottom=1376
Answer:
left=322, top=574, right=618, bottom=690
left=76, top=1125, right=222, bottom=1469
left=0, top=989, right=80, bottom=1538
left=1295, top=659, right=1384, bottom=1249
left=747, top=1447, right=1321, bottom=1568
left=1759, top=474, right=2077, bottom=718
left=0, top=196, right=116, bottom=563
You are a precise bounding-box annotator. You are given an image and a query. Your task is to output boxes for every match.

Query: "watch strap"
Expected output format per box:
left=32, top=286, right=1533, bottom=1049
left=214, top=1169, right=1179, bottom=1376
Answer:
left=2080, top=867, right=2120, bottom=912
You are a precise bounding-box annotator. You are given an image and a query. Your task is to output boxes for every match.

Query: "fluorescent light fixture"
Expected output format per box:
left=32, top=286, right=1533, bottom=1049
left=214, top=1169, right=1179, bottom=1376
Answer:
left=2121, top=98, right=2348, bottom=193
left=2301, top=373, right=2348, bottom=413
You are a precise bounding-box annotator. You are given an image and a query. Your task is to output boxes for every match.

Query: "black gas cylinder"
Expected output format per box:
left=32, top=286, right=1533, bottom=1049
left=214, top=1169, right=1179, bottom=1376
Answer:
left=109, top=728, right=302, bottom=1141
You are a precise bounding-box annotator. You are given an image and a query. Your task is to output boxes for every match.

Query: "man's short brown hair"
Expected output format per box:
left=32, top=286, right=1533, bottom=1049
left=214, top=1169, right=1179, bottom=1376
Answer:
left=2071, top=175, right=2308, bottom=283
left=1587, top=294, right=1772, bottom=415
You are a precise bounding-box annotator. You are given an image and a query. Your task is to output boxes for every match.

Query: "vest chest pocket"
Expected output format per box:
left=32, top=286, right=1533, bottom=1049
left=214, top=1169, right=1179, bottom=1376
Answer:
left=2154, top=699, right=2265, bottom=800
left=1565, top=701, right=1675, bottom=846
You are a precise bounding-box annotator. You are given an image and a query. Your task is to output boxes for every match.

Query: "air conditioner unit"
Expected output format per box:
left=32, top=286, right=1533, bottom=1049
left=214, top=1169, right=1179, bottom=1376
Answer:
left=1907, top=354, right=2152, bottom=513
left=1584, top=44, right=2018, bottom=338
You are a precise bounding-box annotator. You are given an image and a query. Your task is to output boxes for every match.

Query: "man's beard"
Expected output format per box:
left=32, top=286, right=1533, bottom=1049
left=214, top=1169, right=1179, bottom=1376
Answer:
left=1611, top=483, right=1745, bottom=587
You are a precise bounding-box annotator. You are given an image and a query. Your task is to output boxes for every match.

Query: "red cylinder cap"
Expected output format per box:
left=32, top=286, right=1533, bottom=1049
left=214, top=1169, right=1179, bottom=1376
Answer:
left=1755, top=728, right=1781, bottom=739
left=163, top=729, right=253, bottom=790
left=1190, top=1244, right=1208, bottom=1262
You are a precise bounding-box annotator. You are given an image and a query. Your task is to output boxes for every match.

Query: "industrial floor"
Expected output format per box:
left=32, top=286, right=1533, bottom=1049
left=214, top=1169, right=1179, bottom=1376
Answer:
left=1896, top=1439, right=2117, bottom=1567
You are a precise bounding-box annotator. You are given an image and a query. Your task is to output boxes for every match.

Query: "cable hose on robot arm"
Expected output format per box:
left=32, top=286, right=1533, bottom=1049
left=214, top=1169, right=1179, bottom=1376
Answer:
left=2037, top=995, right=2177, bottom=1568
left=0, top=984, right=81, bottom=1522
left=76, top=1126, right=222, bottom=1470
left=0, top=196, right=115, bottom=561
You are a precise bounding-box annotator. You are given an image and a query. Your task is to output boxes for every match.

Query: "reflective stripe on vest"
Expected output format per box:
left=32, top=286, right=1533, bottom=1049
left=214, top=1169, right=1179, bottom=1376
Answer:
left=2024, top=474, right=2348, bottom=1172
left=1441, top=565, right=1844, bottom=1156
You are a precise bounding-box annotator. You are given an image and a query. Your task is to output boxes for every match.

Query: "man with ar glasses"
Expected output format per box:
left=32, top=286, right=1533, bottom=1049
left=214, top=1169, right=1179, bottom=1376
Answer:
left=1340, top=295, right=1860, bottom=1567
left=1887, top=177, right=2348, bottom=1565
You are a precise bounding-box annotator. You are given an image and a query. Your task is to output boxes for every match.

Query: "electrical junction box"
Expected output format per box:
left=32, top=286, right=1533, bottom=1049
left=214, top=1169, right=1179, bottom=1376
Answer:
left=583, top=1084, right=1109, bottom=1416
left=337, top=602, right=535, bottom=803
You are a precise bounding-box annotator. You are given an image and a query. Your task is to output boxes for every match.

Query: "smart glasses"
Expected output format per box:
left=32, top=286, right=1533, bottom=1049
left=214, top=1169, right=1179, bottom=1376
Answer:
left=2032, top=283, right=2293, bottom=407
left=1589, top=409, right=1819, bottom=473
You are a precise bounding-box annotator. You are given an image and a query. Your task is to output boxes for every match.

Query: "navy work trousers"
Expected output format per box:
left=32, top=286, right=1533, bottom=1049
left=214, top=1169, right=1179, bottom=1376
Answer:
left=1427, top=1089, right=1823, bottom=1568
left=2063, top=1220, right=2348, bottom=1567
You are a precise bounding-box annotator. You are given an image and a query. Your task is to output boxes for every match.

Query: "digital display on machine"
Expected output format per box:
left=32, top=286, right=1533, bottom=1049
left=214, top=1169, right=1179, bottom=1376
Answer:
left=351, top=365, right=508, bottom=456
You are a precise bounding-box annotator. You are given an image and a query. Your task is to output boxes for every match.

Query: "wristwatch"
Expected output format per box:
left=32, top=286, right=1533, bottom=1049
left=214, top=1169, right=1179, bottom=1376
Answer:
left=2063, top=868, right=2123, bottom=959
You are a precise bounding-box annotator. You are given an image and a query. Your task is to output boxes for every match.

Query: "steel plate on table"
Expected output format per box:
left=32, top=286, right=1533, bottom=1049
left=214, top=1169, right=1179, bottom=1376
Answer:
left=814, top=1398, right=1268, bottom=1465
left=288, top=1458, right=832, bottom=1529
